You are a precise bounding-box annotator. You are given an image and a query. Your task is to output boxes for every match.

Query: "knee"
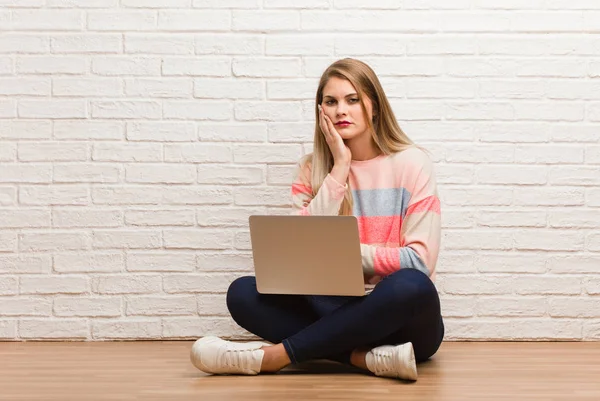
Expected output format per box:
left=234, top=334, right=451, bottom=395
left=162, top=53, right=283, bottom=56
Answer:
left=386, top=269, right=439, bottom=307
left=226, top=276, right=256, bottom=317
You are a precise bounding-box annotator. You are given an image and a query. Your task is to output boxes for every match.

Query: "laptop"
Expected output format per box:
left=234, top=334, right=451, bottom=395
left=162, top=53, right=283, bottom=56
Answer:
left=248, top=215, right=365, bottom=296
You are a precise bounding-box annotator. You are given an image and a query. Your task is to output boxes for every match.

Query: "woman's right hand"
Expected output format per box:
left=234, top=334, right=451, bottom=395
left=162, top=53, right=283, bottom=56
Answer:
left=319, top=105, right=352, bottom=167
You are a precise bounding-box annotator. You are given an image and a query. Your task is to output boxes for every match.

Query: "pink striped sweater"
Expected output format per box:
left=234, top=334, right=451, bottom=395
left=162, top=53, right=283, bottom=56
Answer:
left=291, top=146, right=441, bottom=282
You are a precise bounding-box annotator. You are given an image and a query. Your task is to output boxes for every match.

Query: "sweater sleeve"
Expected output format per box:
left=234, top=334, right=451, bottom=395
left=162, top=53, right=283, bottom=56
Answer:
left=360, top=153, right=441, bottom=278
left=290, top=161, right=347, bottom=216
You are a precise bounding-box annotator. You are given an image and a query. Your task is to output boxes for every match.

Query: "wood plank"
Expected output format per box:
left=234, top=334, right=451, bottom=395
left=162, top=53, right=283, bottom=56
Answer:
left=1, top=341, right=599, bottom=401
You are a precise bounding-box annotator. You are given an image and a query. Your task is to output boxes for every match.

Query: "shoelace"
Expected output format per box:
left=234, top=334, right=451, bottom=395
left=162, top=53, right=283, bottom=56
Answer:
left=372, top=349, right=394, bottom=374
left=219, top=344, right=256, bottom=370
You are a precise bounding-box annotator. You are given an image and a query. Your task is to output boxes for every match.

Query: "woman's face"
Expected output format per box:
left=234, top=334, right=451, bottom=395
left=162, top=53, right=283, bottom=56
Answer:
left=320, top=76, right=374, bottom=141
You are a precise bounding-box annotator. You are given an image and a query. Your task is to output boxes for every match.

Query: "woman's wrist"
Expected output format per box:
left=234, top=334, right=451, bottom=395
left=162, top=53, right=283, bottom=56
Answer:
left=330, top=163, right=350, bottom=185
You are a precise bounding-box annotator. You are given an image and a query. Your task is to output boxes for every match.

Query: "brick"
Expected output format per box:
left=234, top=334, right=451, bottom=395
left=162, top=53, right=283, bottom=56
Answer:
left=19, top=185, right=88, bottom=205
left=512, top=12, right=582, bottom=33
left=164, top=143, right=231, bottom=163
left=445, top=59, right=516, bottom=77
left=0, top=255, right=51, bottom=274
left=0, top=58, right=12, bottom=76
left=92, top=319, right=161, bottom=340
left=234, top=187, right=290, bottom=207
left=127, top=252, right=196, bottom=272
left=583, top=321, right=600, bottom=340
left=197, top=207, right=265, bottom=227
left=12, top=10, right=82, bottom=30
left=87, top=11, right=156, bottom=31
left=234, top=230, right=250, bottom=250
left=585, top=278, right=600, bottom=295
left=19, top=319, right=89, bottom=339
left=517, top=59, right=586, bottom=78
left=588, top=189, right=600, bottom=206
left=54, top=297, right=121, bottom=317
left=0, top=209, right=50, bottom=228
left=127, top=122, right=195, bottom=142
left=0, top=77, right=50, bottom=96
left=476, top=297, right=546, bottom=317
left=162, top=316, right=251, bottom=339
left=126, top=78, right=192, bottom=98
left=442, top=275, right=514, bottom=295
left=441, top=230, right=513, bottom=250
left=514, top=276, right=582, bottom=295
left=267, top=81, right=317, bottom=101
left=53, top=209, right=122, bottom=228
left=407, top=79, right=477, bottom=99
left=264, top=0, right=327, bottom=7
left=0, top=320, right=16, bottom=339
left=477, top=211, right=546, bottom=228
left=197, top=165, right=263, bottom=185
left=233, top=57, right=300, bottom=77
left=439, top=296, right=475, bottom=317
left=407, top=36, right=476, bottom=55
left=163, top=101, right=231, bottom=120
left=93, top=230, right=161, bottom=249
left=17, top=56, right=86, bottom=74
left=0, top=121, right=52, bottom=139
left=92, top=185, right=232, bottom=205
left=436, top=165, right=474, bottom=184
left=233, top=144, right=302, bottom=163
left=549, top=166, right=600, bottom=186
left=0, top=143, right=16, bottom=161
left=163, top=273, right=239, bottom=293
left=480, top=80, right=545, bottom=99
left=158, top=10, right=229, bottom=31
left=197, top=123, right=267, bottom=142
left=125, top=34, right=194, bottom=54
left=51, top=34, right=121, bottom=53
left=267, top=35, right=333, bottom=56
left=121, top=0, right=188, bottom=7
left=514, top=187, right=584, bottom=206
left=441, top=210, right=475, bottom=228
left=92, top=275, right=161, bottom=294
left=0, top=34, right=48, bottom=53
left=267, top=165, right=295, bottom=185
left=479, top=122, right=549, bottom=143
left=0, top=186, right=15, bottom=206
left=126, top=164, right=195, bottom=184
left=0, top=299, right=51, bottom=316
left=549, top=298, right=600, bottom=318
left=18, top=142, right=88, bottom=162
left=445, top=144, right=514, bottom=163
left=54, top=121, right=124, bottom=140
left=476, top=253, right=546, bottom=274
left=233, top=11, right=299, bottom=31
left=589, top=233, right=600, bottom=252
left=126, top=296, right=196, bottom=316
left=586, top=146, right=600, bottom=164
left=162, top=57, right=230, bottom=77
left=474, top=0, right=544, bottom=9
left=20, top=276, right=89, bottom=295
left=91, top=100, right=161, bottom=119
left=0, top=277, right=17, bottom=296
left=195, top=78, right=262, bottom=99
left=514, top=102, right=584, bottom=122
left=163, top=229, right=233, bottom=250
left=514, top=230, right=584, bottom=251
left=197, top=293, right=228, bottom=316
left=404, top=122, right=475, bottom=142
left=195, top=34, right=262, bottom=55
left=193, top=0, right=259, bottom=7
left=48, top=0, right=118, bottom=6
left=548, top=255, right=600, bottom=274
left=441, top=187, right=513, bottom=206
left=19, top=231, right=91, bottom=252
left=53, top=77, right=122, bottom=97
left=445, top=318, right=582, bottom=340
left=196, top=252, right=253, bottom=272
left=446, top=102, right=515, bottom=120
left=93, top=143, right=161, bottom=162
left=54, top=253, right=123, bottom=273
left=92, top=56, right=161, bottom=76
left=303, top=11, right=437, bottom=32
left=549, top=210, right=600, bottom=228
left=19, top=100, right=87, bottom=119
left=476, top=165, right=546, bottom=185
left=125, top=209, right=195, bottom=227
left=53, top=163, right=121, bottom=183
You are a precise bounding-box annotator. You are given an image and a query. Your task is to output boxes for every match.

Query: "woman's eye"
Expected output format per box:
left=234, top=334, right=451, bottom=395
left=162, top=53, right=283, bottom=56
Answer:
left=349, top=98, right=359, bottom=103
left=325, top=100, right=335, bottom=105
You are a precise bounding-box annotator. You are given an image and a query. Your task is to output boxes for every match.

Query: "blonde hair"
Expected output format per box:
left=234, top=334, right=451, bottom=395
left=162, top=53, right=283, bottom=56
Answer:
left=303, top=58, right=417, bottom=216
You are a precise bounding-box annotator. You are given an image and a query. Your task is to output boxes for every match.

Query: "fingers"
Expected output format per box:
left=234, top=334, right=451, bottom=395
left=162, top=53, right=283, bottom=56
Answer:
left=318, top=105, right=331, bottom=139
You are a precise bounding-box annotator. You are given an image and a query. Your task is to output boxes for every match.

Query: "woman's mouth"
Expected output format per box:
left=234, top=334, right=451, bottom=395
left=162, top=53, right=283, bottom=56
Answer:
left=335, top=121, right=352, bottom=128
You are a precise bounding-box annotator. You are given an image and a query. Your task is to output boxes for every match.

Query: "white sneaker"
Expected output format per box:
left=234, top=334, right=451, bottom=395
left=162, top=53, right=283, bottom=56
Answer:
left=190, top=336, right=270, bottom=375
left=365, top=342, right=418, bottom=381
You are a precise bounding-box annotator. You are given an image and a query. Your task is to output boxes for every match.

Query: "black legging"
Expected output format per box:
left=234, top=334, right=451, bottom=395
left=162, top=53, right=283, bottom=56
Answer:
left=226, top=268, right=444, bottom=365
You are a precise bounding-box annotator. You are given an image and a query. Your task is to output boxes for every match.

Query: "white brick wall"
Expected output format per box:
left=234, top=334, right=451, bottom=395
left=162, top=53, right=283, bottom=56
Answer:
left=0, top=1, right=599, bottom=342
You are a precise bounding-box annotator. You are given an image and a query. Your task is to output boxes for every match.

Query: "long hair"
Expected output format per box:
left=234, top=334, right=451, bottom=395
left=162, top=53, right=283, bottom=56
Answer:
left=304, top=58, right=416, bottom=215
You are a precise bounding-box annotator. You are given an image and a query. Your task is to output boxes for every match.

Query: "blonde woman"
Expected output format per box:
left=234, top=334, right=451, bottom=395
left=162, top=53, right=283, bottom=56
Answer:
left=190, top=58, right=443, bottom=381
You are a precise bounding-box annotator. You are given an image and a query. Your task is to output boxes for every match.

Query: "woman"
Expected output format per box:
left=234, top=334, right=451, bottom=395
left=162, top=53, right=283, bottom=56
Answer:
left=190, top=58, right=444, bottom=381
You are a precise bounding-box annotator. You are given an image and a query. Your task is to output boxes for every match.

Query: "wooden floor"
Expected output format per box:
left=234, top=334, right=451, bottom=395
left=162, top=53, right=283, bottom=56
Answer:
left=1, top=341, right=599, bottom=401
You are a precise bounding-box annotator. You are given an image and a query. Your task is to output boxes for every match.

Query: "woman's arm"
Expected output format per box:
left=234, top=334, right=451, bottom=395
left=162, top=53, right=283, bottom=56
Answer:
left=290, top=162, right=347, bottom=216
